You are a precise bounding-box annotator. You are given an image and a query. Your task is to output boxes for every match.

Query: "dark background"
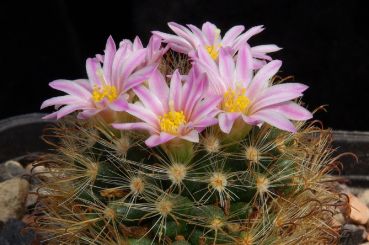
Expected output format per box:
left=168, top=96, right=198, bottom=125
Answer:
left=1, top=0, right=368, bottom=130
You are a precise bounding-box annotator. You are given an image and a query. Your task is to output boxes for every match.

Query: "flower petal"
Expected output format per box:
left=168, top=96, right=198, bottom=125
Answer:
left=168, top=22, right=197, bottom=48
left=271, top=102, right=312, bottom=121
left=145, top=133, right=175, bottom=147
left=56, top=104, right=86, bottom=119
left=169, top=70, right=183, bottom=111
left=180, top=130, right=199, bottom=143
left=251, top=44, right=282, bottom=54
left=126, top=103, right=158, bottom=128
left=219, top=48, right=235, bottom=88
left=103, top=36, right=116, bottom=83
left=218, top=112, right=240, bottom=134
left=49, top=80, right=92, bottom=99
left=40, top=95, right=84, bottom=109
left=112, top=122, right=156, bottom=133
left=233, top=25, right=264, bottom=51
left=108, top=95, right=128, bottom=112
left=148, top=70, right=169, bottom=111
left=222, top=25, right=245, bottom=46
left=123, top=64, right=157, bottom=92
left=77, top=109, right=101, bottom=119
left=133, top=36, right=144, bottom=50
left=202, top=22, right=218, bottom=45
left=236, top=43, right=253, bottom=87
left=152, top=31, right=193, bottom=53
left=120, top=48, right=147, bottom=82
left=133, top=85, right=165, bottom=115
left=251, top=109, right=297, bottom=133
left=250, top=83, right=308, bottom=112
left=86, top=58, right=102, bottom=86
left=247, top=60, right=282, bottom=98
left=190, top=95, right=222, bottom=122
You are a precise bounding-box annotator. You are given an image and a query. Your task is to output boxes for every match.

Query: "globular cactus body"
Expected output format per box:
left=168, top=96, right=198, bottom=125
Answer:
left=33, top=22, right=344, bottom=245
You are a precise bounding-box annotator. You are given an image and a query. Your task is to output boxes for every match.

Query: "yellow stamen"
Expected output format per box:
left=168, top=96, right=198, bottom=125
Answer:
left=222, top=88, right=250, bottom=113
left=159, top=111, right=186, bottom=135
left=91, top=69, right=118, bottom=103
left=206, top=44, right=221, bottom=60
left=92, top=84, right=118, bottom=102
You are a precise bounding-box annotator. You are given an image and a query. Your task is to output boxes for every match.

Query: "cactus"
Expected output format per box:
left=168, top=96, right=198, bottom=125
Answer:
left=32, top=22, right=345, bottom=244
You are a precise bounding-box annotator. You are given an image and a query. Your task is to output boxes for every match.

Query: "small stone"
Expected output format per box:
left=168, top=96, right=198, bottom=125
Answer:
left=359, top=190, right=369, bottom=207
left=0, top=160, right=26, bottom=182
left=333, top=212, right=346, bottom=225
left=26, top=187, right=39, bottom=207
left=348, top=193, right=369, bottom=225
left=0, top=177, right=29, bottom=222
left=26, top=164, right=52, bottom=181
left=340, top=224, right=366, bottom=244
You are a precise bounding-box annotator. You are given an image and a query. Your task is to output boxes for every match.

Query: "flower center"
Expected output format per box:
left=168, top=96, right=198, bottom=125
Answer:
left=159, top=111, right=186, bottom=135
left=92, top=84, right=118, bottom=103
left=222, top=88, right=250, bottom=113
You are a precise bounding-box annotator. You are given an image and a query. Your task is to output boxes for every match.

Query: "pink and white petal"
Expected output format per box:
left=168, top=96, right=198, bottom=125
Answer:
left=218, top=112, right=240, bottom=134
left=169, top=70, right=183, bottom=111
left=190, top=95, right=222, bottom=122
left=148, top=70, right=169, bottom=110
left=133, top=86, right=164, bottom=115
left=145, top=133, right=175, bottom=147
left=103, top=36, right=116, bottom=83
left=222, top=25, right=245, bottom=46
left=252, top=59, right=267, bottom=70
left=192, top=117, right=218, bottom=129
left=74, top=79, right=92, bottom=91
left=247, top=60, right=282, bottom=98
left=241, top=114, right=261, bottom=125
left=40, top=95, right=83, bottom=109
left=126, top=103, right=158, bottom=127
left=251, top=109, right=297, bottom=133
left=197, top=47, right=219, bottom=75
left=180, top=130, right=199, bottom=143
left=148, top=35, right=162, bottom=53
left=168, top=22, right=197, bottom=47
left=250, top=83, right=308, bottom=112
left=202, top=22, right=218, bottom=45
left=49, top=80, right=92, bottom=99
left=251, top=52, right=273, bottom=61
left=120, top=49, right=147, bottom=82
left=186, top=24, right=206, bottom=46
left=86, top=58, right=102, bottom=86
left=42, top=111, right=60, bottom=120
left=112, top=122, right=156, bottom=133
left=272, top=102, right=312, bottom=121
left=152, top=31, right=193, bottom=51
left=77, top=109, right=101, bottom=119
left=56, top=104, right=86, bottom=119
left=233, top=25, right=264, bottom=50
left=123, top=64, right=157, bottom=92
left=133, top=36, right=144, bottom=50
left=219, top=48, right=236, bottom=88
left=108, top=95, right=128, bottom=112
left=183, top=73, right=207, bottom=116
left=236, top=43, right=253, bottom=87
left=251, top=44, right=282, bottom=54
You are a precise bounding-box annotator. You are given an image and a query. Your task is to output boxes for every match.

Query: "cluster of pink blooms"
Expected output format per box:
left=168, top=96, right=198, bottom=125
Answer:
left=42, top=22, right=312, bottom=147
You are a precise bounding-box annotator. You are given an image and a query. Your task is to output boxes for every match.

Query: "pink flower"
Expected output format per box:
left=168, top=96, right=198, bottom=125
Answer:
left=153, top=22, right=281, bottom=68
left=112, top=69, right=221, bottom=147
left=41, top=36, right=157, bottom=119
left=195, top=43, right=312, bottom=134
left=118, top=35, right=168, bottom=67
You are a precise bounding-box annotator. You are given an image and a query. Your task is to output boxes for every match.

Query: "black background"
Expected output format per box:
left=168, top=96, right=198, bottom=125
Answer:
left=1, top=0, right=368, bottom=130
